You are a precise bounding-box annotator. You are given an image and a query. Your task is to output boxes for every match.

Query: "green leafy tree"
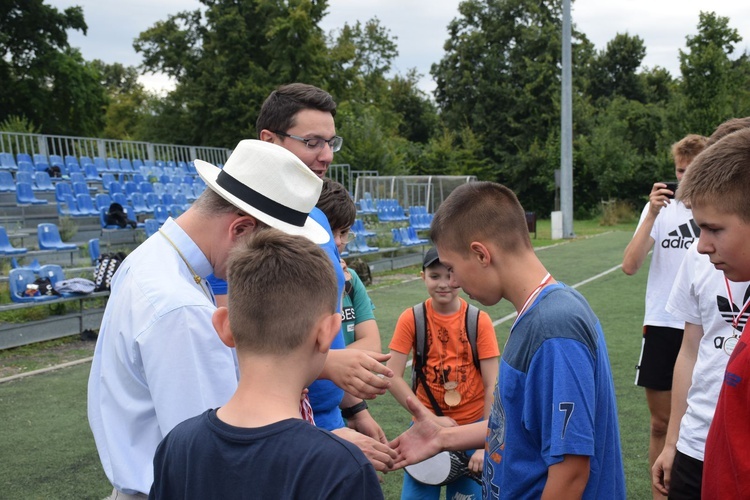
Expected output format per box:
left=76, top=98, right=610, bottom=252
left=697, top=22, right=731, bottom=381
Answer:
left=431, top=0, right=596, bottom=211
left=678, top=11, right=745, bottom=135
left=134, top=0, right=332, bottom=146
left=0, top=1, right=107, bottom=136
left=91, top=61, right=150, bottom=140
left=587, top=33, right=647, bottom=103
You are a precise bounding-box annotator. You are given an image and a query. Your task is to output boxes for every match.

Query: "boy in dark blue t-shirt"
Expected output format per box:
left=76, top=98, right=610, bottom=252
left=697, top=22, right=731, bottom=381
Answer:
left=150, top=229, right=383, bottom=499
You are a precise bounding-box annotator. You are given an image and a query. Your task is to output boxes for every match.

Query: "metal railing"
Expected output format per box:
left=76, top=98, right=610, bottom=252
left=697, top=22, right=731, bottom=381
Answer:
left=0, top=131, right=231, bottom=166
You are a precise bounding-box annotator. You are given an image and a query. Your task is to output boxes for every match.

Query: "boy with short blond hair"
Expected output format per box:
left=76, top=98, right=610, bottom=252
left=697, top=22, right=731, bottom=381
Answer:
left=390, top=182, right=625, bottom=499
left=623, top=133, right=707, bottom=499
left=674, top=127, right=750, bottom=499
left=150, top=228, right=383, bottom=499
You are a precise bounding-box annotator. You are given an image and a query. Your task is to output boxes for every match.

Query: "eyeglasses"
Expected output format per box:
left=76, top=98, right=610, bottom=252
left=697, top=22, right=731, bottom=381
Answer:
left=335, top=228, right=356, bottom=244
left=273, top=131, right=343, bottom=152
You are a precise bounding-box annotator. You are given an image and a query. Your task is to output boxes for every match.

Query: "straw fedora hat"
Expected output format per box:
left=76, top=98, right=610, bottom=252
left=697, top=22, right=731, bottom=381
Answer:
left=194, top=140, right=329, bottom=244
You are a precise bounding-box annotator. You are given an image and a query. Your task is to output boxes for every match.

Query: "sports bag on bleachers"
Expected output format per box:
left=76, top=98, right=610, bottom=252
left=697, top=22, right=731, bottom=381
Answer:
left=93, top=252, right=126, bottom=292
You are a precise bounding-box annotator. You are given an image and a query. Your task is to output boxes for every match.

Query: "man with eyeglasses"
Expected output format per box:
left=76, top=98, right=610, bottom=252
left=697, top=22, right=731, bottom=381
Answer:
left=255, top=83, right=396, bottom=472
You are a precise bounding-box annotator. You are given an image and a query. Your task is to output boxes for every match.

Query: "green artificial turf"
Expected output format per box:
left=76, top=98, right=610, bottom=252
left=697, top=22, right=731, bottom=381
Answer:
left=0, top=227, right=656, bottom=499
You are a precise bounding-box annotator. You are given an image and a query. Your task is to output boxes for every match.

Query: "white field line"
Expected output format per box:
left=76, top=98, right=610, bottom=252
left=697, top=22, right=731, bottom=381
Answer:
left=405, top=261, right=624, bottom=368
left=0, top=356, right=94, bottom=384
left=1, top=234, right=622, bottom=380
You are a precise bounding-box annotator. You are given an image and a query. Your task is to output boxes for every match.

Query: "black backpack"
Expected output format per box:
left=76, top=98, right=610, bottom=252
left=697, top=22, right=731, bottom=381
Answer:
left=410, top=301, right=481, bottom=393
left=93, top=252, right=126, bottom=292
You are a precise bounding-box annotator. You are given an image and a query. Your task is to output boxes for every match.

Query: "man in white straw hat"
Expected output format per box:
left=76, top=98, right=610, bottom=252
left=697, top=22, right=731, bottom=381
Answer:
left=206, top=83, right=397, bottom=471
left=88, top=140, right=355, bottom=499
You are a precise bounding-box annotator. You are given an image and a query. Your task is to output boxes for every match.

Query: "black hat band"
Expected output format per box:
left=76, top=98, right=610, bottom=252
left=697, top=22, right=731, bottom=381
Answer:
left=216, top=170, right=308, bottom=227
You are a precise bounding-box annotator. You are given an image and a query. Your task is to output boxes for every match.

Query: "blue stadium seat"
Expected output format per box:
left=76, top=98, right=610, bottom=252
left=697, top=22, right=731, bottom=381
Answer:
left=16, top=182, right=48, bottom=205
left=8, top=268, right=58, bottom=303
left=79, top=156, right=94, bottom=168
left=124, top=181, right=139, bottom=200
left=37, top=223, right=77, bottom=251
left=119, top=158, right=135, bottom=174
left=76, top=193, right=99, bottom=216
left=130, top=193, right=151, bottom=215
left=354, top=233, right=378, bottom=253
left=0, top=171, right=15, bottom=192
left=38, top=264, right=66, bottom=286
left=100, top=207, right=121, bottom=230
left=144, top=192, right=161, bottom=211
left=72, top=181, right=90, bottom=196
left=153, top=204, right=169, bottom=224
left=65, top=163, right=81, bottom=176
left=0, top=152, right=18, bottom=171
left=16, top=153, right=32, bottom=165
left=16, top=171, right=35, bottom=188
left=16, top=161, right=34, bottom=173
left=160, top=193, right=174, bottom=206
left=168, top=204, right=184, bottom=218
left=34, top=171, right=56, bottom=192
left=49, top=155, right=65, bottom=169
left=144, top=218, right=160, bottom=238
left=70, top=172, right=86, bottom=185
left=88, top=238, right=100, bottom=265
left=101, top=173, right=116, bottom=188
left=94, top=193, right=113, bottom=212
left=55, top=182, right=73, bottom=203
left=84, top=164, right=100, bottom=181
left=94, top=157, right=108, bottom=174
left=0, top=226, right=27, bottom=255
left=407, top=226, right=429, bottom=244
left=106, top=157, right=120, bottom=173
left=64, top=155, right=80, bottom=168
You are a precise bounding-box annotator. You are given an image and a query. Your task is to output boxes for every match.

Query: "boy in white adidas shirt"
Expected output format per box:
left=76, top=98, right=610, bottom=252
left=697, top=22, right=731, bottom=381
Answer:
left=651, top=243, right=750, bottom=498
left=622, top=134, right=707, bottom=499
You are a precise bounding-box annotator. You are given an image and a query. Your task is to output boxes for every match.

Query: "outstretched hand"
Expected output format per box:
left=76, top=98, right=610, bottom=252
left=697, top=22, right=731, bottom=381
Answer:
left=348, top=409, right=388, bottom=445
left=321, top=349, right=393, bottom=400
left=333, top=427, right=397, bottom=472
left=388, top=397, right=444, bottom=470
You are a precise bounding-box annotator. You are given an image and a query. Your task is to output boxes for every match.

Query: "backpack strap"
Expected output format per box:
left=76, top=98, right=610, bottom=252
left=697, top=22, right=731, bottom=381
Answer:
left=411, top=301, right=428, bottom=393
left=465, top=304, right=481, bottom=371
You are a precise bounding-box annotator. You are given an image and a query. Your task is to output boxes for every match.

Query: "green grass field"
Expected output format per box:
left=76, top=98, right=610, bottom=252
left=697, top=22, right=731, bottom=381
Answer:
left=0, top=227, right=654, bottom=499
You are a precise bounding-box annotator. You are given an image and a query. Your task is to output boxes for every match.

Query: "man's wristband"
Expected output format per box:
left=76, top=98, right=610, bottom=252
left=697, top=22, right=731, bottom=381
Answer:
left=341, top=400, right=368, bottom=419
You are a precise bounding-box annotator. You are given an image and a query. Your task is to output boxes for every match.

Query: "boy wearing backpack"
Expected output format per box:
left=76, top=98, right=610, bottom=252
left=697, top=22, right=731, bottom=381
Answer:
left=387, top=247, right=499, bottom=499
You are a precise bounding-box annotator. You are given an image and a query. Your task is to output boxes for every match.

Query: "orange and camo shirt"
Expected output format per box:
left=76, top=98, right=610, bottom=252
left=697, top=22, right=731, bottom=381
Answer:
left=389, top=298, right=499, bottom=424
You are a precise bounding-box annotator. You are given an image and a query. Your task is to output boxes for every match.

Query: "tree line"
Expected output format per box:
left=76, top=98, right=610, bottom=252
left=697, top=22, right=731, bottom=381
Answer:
left=2, top=0, right=749, bottom=215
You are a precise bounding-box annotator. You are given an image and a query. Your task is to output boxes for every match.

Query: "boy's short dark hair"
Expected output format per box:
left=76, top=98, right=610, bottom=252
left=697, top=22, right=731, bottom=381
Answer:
left=226, top=228, right=338, bottom=353
left=671, top=134, right=708, bottom=165
left=256, top=83, right=337, bottom=138
left=431, top=182, right=532, bottom=254
left=316, top=178, right=356, bottom=232
left=679, top=127, right=750, bottom=222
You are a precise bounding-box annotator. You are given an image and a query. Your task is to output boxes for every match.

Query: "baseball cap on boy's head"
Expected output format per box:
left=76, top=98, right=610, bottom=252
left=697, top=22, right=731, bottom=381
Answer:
left=423, top=248, right=441, bottom=269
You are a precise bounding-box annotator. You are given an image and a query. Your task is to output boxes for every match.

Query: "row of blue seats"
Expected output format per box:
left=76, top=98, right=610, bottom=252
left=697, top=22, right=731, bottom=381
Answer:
left=104, top=179, right=204, bottom=201
left=9, top=264, right=76, bottom=303
left=343, top=234, right=379, bottom=256
left=350, top=219, right=376, bottom=238
left=0, top=224, right=78, bottom=257
left=409, top=212, right=433, bottom=230
left=0, top=152, right=199, bottom=177
left=392, top=226, right=429, bottom=246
